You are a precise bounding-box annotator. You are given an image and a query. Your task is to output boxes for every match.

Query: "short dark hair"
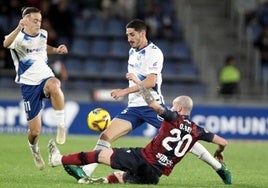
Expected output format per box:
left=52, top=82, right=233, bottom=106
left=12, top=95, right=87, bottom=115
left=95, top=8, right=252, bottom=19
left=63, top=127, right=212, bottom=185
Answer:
left=21, top=7, right=41, bottom=18
left=126, top=19, right=147, bottom=32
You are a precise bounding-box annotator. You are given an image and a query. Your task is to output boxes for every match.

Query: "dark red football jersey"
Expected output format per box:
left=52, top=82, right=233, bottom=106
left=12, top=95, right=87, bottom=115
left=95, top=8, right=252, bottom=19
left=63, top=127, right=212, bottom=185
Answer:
left=141, top=111, right=214, bottom=176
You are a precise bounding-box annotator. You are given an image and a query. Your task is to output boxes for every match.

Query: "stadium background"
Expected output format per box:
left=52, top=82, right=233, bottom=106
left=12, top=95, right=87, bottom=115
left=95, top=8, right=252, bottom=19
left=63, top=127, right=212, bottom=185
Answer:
left=0, top=0, right=267, bottom=139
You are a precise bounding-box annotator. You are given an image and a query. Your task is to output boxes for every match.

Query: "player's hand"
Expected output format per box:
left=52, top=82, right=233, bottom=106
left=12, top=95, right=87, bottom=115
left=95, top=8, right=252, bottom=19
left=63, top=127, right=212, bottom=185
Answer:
left=214, top=149, right=224, bottom=163
left=17, top=17, right=28, bottom=30
left=111, top=89, right=126, bottom=100
left=57, top=45, right=68, bottom=54
left=126, top=73, right=140, bottom=84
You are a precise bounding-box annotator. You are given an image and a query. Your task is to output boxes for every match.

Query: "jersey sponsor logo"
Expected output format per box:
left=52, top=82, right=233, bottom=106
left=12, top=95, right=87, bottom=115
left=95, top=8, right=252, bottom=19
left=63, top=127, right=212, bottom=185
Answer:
left=26, top=47, right=45, bottom=53
left=156, top=153, right=173, bottom=167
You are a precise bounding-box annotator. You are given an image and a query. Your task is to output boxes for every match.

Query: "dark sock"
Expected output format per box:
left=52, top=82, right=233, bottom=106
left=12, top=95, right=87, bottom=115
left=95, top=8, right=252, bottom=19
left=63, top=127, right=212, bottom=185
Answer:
left=62, top=151, right=98, bottom=165
left=107, top=173, right=119, bottom=184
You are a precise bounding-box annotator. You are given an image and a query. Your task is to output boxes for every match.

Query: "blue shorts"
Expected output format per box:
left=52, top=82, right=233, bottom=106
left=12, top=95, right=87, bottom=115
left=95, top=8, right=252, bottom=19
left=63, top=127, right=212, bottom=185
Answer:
left=20, top=78, right=50, bottom=121
left=115, top=105, right=164, bottom=129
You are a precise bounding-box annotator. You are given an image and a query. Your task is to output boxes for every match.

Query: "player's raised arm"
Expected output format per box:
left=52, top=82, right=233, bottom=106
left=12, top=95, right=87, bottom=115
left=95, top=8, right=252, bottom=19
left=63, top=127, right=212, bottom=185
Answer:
left=3, top=17, right=27, bottom=48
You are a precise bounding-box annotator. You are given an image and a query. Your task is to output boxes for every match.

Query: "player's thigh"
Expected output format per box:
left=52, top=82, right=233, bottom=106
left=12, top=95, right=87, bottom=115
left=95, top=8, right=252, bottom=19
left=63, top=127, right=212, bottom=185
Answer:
left=100, top=118, right=132, bottom=142
left=27, top=112, right=42, bottom=134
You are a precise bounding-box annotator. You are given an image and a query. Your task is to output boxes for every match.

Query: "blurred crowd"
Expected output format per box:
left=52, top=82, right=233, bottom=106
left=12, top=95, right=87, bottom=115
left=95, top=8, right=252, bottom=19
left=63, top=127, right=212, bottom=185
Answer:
left=0, top=0, right=179, bottom=71
left=239, top=0, right=268, bottom=81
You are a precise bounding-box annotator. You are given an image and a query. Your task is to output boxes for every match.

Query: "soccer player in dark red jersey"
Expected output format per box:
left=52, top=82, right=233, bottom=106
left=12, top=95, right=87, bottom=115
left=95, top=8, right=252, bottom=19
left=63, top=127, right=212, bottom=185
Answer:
left=48, top=77, right=232, bottom=185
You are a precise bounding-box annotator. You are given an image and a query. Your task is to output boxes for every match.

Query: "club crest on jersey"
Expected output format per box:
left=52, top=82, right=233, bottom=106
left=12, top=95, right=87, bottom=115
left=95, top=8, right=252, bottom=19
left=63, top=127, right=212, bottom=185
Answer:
left=137, top=54, right=143, bottom=61
left=137, top=50, right=145, bottom=60
left=134, top=61, right=142, bottom=68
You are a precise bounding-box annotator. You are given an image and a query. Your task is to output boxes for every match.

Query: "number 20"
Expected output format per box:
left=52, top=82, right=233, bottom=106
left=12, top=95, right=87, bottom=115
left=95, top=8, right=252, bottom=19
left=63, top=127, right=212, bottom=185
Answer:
left=162, top=128, right=193, bottom=157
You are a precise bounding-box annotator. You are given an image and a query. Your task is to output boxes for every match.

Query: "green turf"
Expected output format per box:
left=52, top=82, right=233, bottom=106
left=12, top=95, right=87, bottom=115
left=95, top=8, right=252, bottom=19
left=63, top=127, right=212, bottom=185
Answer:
left=0, top=134, right=267, bottom=188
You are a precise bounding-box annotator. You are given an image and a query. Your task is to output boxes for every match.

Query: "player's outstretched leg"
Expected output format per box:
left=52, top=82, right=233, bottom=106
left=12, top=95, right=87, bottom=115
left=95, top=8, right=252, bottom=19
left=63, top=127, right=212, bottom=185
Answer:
left=190, top=142, right=232, bottom=184
left=63, top=139, right=110, bottom=181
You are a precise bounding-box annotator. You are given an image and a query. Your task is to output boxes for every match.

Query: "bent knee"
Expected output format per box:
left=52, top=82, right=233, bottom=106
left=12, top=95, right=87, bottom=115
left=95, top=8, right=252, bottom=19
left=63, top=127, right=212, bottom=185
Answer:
left=100, top=119, right=132, bottom=142
left=45, top=78, right=62, bottom=96
left=46, top=78, right=61, bottom=90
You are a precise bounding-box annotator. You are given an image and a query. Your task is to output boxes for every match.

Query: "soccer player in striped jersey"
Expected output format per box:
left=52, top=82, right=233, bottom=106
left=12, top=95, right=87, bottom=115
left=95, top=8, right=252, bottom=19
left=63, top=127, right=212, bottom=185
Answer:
left=3, top=7, right=68, bottom=170
left=48, top=84, right=232, bottom=184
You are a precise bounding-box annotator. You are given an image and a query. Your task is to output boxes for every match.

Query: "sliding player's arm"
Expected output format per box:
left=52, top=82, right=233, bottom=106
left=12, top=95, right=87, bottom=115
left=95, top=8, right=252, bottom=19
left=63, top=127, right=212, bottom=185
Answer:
left=212, top=135, right=228, bottom=163
left=127, top=72, right=165, bottom=115
left=138, top=83, right=165, bottom=115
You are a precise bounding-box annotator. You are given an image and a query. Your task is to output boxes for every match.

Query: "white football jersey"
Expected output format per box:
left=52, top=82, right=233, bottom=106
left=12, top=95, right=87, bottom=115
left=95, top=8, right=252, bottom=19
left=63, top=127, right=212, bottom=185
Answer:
left=6, top=29, right=54, bottom=85
left=128, top=42, right=164, bottom=107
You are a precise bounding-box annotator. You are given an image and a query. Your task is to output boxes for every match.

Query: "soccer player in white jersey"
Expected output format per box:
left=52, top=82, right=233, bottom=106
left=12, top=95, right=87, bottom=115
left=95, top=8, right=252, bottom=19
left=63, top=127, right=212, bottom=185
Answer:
left=3, top=7, right=68, bottom=170
left=64, top=19, right=231, bottom=184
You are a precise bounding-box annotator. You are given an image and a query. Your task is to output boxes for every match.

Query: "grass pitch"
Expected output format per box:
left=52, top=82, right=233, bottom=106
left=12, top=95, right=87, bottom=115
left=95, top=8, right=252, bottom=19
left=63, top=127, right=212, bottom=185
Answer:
left=0, top=134, right=267, bottom=188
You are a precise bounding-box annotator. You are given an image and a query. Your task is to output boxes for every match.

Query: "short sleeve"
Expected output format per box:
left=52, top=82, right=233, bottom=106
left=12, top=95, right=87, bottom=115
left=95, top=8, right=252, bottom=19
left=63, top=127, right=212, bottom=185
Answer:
left=197, top=126, right=215, bottom=142
left=146, top=45, right=163, bottom=74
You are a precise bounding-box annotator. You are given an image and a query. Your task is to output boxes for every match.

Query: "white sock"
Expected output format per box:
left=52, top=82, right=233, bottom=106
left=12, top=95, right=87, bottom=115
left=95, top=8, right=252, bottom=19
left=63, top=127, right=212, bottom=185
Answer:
left=94, top=139, right=111, bottom=150
left=190, top=142, right=221, bottom=170
left=82, top=139, right=111, bottom=177
left=55, top=110, right=65, bottom=127
left=28, top=141, right=39, bottom=153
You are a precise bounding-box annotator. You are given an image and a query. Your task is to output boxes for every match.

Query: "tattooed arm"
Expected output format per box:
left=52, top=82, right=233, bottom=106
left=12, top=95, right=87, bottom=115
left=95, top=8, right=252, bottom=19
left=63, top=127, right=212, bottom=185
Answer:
left=128, top=73, right=180, bottom=121
left=126, top=72, right=165, bottom=115
left=138, top=84, right=165, bottom=115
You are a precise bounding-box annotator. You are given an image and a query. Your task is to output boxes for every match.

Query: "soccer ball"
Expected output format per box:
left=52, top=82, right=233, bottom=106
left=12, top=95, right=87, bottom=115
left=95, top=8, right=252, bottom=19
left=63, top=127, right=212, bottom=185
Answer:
left=87, top=108, right=111, bottom=132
